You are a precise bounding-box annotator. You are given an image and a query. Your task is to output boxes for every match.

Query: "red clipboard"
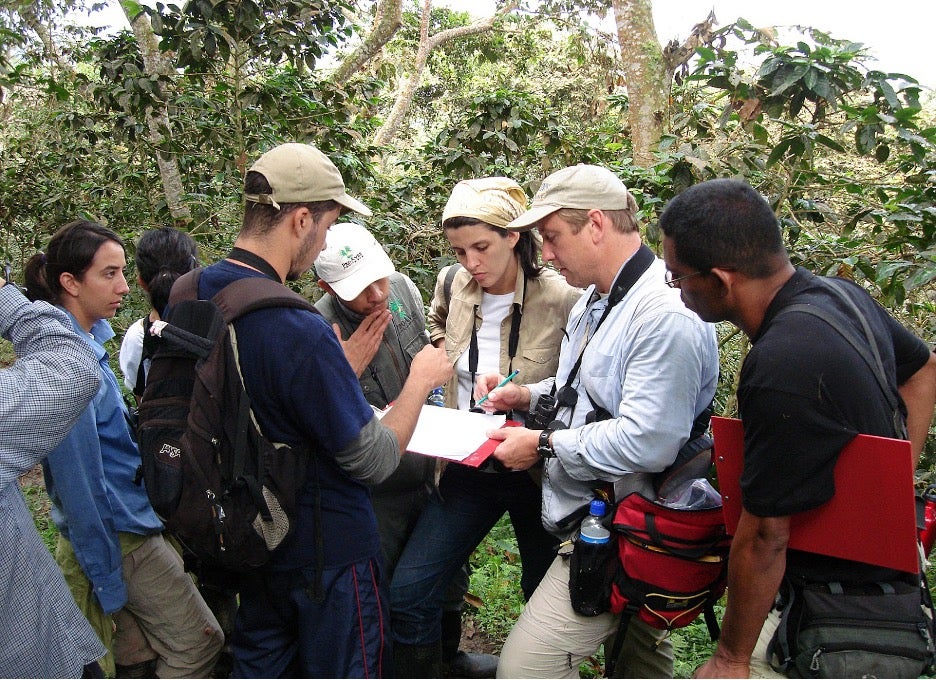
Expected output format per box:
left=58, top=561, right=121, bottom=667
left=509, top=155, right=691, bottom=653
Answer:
left=458, top=420, right=522, bottom=467
left=712, top=416, right=918, bottom=574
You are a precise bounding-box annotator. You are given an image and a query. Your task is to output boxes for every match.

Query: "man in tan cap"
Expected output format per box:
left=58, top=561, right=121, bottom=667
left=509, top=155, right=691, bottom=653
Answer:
left=195, top=142, right=452, bottom=678
left=476, top=164, right=719, bottom=678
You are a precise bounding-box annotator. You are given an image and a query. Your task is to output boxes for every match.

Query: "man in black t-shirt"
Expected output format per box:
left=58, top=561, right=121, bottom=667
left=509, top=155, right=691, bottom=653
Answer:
left=659, top=178, right=936, bottom=678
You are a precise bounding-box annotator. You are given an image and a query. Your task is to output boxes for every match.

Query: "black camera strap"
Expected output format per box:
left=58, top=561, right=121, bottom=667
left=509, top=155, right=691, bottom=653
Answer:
left=227, top=247, right=282, bottom=283
left=553, top=244, right=655, bottom=406
left=467, top=275, right=525, bottom=409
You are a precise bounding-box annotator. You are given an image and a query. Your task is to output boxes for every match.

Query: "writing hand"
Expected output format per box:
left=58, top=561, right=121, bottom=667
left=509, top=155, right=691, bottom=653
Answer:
left=475, top=372, right=527, bottom=412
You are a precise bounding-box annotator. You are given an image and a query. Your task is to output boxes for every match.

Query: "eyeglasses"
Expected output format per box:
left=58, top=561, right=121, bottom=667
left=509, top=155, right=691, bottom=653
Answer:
left=664, top=269, right=706, bottom=288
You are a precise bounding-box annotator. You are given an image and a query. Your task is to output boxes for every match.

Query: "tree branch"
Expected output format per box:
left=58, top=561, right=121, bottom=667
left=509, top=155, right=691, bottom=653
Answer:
left=331, top=0, right=403, bottom=86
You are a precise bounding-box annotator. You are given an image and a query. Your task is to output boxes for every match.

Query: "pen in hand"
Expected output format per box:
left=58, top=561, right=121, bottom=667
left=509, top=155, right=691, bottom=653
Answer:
left=475, top=369, right=520, bottom=408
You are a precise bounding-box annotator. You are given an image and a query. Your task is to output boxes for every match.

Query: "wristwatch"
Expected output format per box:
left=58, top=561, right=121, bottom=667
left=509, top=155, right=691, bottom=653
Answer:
left=536, top=429, right=556, bottom=459
left=537, top=422, right=566, bottom=459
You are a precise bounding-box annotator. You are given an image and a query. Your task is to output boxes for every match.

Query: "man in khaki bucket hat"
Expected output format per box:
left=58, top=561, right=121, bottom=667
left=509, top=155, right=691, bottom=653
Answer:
left=476, top=164, right=719, bottom=678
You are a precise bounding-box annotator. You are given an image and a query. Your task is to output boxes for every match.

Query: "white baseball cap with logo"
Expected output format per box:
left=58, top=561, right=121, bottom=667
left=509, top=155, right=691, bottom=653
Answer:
left=245, top=142, right=373, bottom=216
left=314, top=222, right=395, bottom=300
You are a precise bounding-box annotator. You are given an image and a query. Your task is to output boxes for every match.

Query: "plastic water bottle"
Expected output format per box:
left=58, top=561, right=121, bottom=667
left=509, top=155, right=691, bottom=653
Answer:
left=428, top=386, right=445, bottom=407
left=579, top=500, right=611, bottom=544
left=570, top=499, right=613, bottom=616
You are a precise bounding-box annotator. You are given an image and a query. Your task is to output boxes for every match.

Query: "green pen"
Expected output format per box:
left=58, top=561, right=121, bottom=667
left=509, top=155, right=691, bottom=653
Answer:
left=475, top=369, right=520, bottom=407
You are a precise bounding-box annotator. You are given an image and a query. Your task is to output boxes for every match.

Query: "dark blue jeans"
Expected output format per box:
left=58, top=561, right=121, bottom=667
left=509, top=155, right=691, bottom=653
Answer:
left=389, top=464, right=556, bottom=646
left=232, top=556, right=390, bottom=678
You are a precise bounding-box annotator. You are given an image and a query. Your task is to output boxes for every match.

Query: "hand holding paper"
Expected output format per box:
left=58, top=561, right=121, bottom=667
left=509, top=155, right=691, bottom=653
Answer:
left=377, top=404, right=509, bottom=464
left=487, top=425, right=540, bottom=471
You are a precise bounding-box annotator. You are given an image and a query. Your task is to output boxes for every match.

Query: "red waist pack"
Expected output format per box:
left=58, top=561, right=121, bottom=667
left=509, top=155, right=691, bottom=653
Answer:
left=608, top=492, right=731, bottom=631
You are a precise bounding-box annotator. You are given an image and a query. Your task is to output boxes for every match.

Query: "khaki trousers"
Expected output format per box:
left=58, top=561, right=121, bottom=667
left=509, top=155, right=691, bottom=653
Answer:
left=749, top=607, right=786, bottom=678
left=497, top=555, right=673, bottom=678
left=58, top=532, right=223, bottom=678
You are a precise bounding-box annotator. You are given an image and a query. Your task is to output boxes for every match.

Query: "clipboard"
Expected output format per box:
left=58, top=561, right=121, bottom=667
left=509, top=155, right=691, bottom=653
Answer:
left=712, top=416, right=918, bottom=574
left=379, top=404, right=520, bottom=467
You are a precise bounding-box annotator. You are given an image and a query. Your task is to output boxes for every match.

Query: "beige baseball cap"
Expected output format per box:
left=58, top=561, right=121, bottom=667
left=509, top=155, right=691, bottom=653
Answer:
left=505, top=164, right=635, bottom=231
left=441, top=177, right=528, bottom=228
left=245, top=143, right=372, bottom=216
left=314, top=222, right=395, bottom=300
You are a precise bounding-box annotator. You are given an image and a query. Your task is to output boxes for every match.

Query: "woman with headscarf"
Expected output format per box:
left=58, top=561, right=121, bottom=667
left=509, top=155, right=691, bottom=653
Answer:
left=389, top=177, right=582, bottom=676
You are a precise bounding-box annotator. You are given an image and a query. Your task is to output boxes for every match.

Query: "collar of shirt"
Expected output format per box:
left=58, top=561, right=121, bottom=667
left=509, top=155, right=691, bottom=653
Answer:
left=56, top=306, right=114, bottom=362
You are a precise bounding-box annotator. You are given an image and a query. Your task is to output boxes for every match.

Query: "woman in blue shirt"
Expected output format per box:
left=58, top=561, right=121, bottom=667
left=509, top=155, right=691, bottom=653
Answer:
left=24, top=220, right=223, bottom=678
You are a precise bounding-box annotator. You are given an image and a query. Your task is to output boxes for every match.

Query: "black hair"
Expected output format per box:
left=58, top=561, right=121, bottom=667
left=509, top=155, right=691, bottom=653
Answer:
left=24, top=220, right=124, bottom=304
left=442, top=216, right=544, bottom=279
left=135, top=227, right=199, bottom=316
left=243, top=171, right=341, bottom=236
left=659, top=179, right=786, bottom=278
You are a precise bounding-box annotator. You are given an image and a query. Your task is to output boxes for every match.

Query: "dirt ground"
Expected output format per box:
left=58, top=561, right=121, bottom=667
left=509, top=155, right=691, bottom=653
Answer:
left=458, top=612, right=502, bottom=656
left=19, top=464, right=44, bottom=488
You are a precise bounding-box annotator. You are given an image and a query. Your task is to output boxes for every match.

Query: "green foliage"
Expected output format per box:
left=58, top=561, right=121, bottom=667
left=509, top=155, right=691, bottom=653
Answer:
left=664, top=21, right=936, bottom=340
left=670, top=604, right=723, bottom=677
left=467, top=515, right=526, bottom=643
left=150, top=0, right=352, bottom=72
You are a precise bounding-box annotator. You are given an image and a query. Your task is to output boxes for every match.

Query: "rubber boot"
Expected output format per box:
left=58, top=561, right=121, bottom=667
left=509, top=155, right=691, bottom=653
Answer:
left=393, top=640, right=444, bottom=679
left=441, top=610, right=499, bottom=679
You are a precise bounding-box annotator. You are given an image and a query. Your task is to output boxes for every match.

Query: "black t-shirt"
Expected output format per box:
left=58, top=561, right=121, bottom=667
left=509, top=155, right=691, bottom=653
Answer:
left=738, top=268, right=932, bottom=580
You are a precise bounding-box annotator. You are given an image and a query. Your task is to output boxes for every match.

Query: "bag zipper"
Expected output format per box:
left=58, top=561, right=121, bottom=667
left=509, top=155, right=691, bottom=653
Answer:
left=809, top=640, right=930, bottom=672
left=802, top=618, right=929, bottom=635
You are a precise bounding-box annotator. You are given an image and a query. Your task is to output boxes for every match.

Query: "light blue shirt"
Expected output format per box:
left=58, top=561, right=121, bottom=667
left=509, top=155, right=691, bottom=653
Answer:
left=43, top=310, right=163, bottom=614
left=527, top=256, right=719, bottom=537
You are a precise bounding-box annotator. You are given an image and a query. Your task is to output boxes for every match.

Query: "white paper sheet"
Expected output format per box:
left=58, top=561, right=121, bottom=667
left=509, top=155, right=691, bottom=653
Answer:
left=376, top=405, right=506, bottom=461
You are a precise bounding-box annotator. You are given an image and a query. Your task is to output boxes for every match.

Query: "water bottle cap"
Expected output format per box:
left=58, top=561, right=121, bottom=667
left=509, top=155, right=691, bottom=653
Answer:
left=589, top=499, right=606, bottom=516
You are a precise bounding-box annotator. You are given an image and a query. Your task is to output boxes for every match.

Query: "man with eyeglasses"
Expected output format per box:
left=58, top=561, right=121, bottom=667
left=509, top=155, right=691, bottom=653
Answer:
left=665, top=268, right=706, bottom=288
left=475, top=164, right=719, bottom=678
left=660, top=178, right=936, bottom=678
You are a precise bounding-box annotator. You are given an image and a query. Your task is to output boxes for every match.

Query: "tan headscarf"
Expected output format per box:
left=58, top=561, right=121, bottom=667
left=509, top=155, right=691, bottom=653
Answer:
left=441, top=177, right=528, bottom=228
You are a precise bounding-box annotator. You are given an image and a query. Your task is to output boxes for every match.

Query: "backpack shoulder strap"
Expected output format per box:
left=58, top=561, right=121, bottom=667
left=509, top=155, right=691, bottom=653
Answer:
left=443, top=263, right=463, bottom=306
left=776, top=284, right=900, bottom=418
left=211, top=277, right=320, bottom=324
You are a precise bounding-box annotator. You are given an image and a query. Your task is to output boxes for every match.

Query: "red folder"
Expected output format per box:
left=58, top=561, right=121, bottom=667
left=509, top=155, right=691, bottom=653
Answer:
left=458, top=420, right=522, bottom=467
left=712, top=416, right=918, bottom=574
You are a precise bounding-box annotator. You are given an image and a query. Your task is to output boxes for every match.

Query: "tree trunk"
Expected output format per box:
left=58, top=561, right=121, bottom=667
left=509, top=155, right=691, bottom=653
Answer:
left=331, top=0, right=403, bottom=86
left=612, top=0, right=666, bottom=169
left=20, top=2, right=68, bottom=73
left=121, top=1, right=192, bottom=226
left=372, top=0, right=519, bottom=148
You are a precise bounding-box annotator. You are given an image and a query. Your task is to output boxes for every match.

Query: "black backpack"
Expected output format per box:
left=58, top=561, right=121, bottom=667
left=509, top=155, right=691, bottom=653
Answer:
left=136, top=269, right=318, bottom=572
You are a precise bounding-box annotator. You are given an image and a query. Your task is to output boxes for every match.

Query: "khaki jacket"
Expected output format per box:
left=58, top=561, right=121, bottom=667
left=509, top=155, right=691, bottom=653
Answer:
left=428, top=264, right=583, bottom=410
